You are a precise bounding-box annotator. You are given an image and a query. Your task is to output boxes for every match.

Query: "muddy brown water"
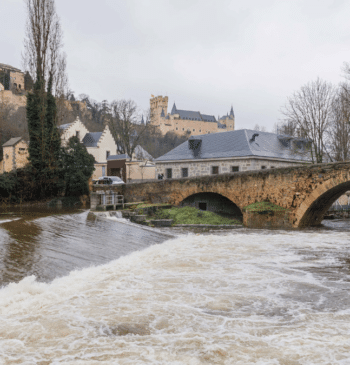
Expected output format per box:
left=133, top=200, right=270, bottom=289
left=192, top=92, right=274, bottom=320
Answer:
left=1, top=209, right=350, bottom=363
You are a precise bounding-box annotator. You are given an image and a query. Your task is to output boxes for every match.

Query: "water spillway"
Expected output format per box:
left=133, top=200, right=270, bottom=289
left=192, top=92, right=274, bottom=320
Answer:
left=0, top=210, right=350, bottom=363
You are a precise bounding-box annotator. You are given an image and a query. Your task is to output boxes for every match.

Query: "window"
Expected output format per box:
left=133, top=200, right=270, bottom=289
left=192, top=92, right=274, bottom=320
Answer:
left=211, top=166, right=219, bottom=175
left=231, top=166, right=239, bottom=172
left=182, top=168, right=188, bottom=178
left=166, top=168, right=172, bottom=179
left=106, top=151, right=110, bottom=159
left=261, top=166, right=266, bottom=169
left=270, top=166, right=275, bottom=169
left=182, top=128, right=185, bottom=131
left=102, top=166, right=106, bottom=176
left=193, top=129, right=195, bottom=132
left=76, top=131, right=80, bottom=139
left=176, top=127, right=178, bottom=130
left=199, top=130, right=201, bottom=132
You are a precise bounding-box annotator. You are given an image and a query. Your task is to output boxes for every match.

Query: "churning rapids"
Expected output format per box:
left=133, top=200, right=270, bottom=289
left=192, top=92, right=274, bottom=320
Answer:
left=0, top=209, right=350, bottom=364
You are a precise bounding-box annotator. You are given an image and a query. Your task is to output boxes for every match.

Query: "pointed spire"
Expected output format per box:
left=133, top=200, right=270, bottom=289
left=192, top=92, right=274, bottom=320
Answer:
left=230, top=105, right=234, bottom=117
left=160, top=108, right=165, bottom=117
left=171, top=102, right=177, bottom=114
left=141, top=115, right=145, bottom=125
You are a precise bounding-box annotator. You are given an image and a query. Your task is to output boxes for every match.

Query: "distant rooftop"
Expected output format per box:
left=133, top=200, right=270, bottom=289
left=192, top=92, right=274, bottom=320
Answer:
left=0, top=63, right=23, bottom=73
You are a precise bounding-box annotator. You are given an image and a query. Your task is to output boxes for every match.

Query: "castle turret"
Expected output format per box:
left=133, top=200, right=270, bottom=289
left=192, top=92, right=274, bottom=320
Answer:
left=230, top=106, right=234, bottom=118
left=171, top=102, right=177, bottom=115
left=150, top=95, right=168, bottom=126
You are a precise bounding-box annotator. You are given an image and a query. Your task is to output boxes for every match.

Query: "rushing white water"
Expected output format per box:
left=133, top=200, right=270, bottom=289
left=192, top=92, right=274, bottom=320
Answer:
left=1, top=226, right=350, bottom=364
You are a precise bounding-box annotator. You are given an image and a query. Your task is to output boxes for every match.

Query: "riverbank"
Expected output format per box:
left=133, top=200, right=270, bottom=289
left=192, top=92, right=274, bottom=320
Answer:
left=93, top=204, right=243, bottom=229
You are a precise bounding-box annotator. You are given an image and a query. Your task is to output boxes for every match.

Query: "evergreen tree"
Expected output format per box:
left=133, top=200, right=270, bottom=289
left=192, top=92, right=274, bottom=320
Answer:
left=26, top=72, right=63, bottom=198
left=61, top=136, right=95, bottom=197
left=27, top=72, right=47, bottom=174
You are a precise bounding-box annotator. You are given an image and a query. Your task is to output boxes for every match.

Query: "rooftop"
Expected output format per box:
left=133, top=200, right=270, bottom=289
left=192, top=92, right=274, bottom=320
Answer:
left=82, top=132, right=103, bottom=147
left=155, top=129, right=311, bottom=162
left=2, top=137, right=22, bottom=147
left=0, top=63, right=23, bottom=73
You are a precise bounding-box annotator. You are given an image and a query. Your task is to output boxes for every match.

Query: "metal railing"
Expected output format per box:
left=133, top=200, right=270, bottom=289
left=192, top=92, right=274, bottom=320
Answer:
left=100, top=194, right=124, bottom=208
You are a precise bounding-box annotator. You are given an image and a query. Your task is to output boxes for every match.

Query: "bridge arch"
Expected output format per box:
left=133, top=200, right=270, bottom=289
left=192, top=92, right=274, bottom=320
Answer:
left=296, top=180, right=350, bottom=227
left=179, top=192, right=243, bottom=220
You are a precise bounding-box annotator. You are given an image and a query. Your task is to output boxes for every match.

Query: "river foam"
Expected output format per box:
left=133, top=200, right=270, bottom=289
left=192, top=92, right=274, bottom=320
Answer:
left=1, top=230, right=350, bottom=364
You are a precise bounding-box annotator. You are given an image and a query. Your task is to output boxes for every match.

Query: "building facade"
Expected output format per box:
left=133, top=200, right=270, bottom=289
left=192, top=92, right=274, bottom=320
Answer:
left=155, top=129, right=311, bottom=179
left=150, top=95, right=235, bottom=136
left=59, top=118, right=119, bottom=180
left=0, top=63, right=25, bottom=92
left=0, top=137, right=29, bottom=174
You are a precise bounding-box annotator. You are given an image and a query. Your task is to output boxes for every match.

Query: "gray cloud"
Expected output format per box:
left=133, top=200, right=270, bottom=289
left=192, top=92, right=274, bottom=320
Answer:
left=2, top=0, right=350, bottom=130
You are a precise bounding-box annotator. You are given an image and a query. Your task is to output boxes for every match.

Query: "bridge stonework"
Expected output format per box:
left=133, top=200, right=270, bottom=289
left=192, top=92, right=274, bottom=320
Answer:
left=92, top=162, right=350, bottom=228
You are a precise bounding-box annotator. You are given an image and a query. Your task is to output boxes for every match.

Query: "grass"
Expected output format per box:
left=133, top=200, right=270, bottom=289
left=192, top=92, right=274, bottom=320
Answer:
left=243, top=201, right=286, bottom=212
left=136, top=203, right=170, bottom=209
left=151, top=206, right=242, bottom=225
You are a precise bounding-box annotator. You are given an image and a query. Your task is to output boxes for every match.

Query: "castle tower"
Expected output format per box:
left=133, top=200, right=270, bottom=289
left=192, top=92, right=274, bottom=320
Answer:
left=219, top=106, right=235, bottom=131
left=150, top=95, right=168, bottom=126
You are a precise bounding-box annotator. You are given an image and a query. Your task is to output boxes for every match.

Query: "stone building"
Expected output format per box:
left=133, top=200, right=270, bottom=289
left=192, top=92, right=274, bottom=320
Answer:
left=59, top=118, right=119, bottom=180
left=155, top=129, right=311, bottom=180
left=0, top=63, right=25, bottom=92
left=0, top=63, right=30, bottom=111
left=0, top=137, right=29, bottom=173
left=150, top=95, right=235, bottom=136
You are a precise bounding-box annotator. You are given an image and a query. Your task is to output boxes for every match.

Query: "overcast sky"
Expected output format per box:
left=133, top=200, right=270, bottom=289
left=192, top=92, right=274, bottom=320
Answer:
left=1, top=0, right=350, bottom=130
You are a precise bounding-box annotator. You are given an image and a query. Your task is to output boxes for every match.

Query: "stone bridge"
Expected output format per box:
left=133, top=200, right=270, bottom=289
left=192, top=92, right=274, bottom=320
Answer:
left=91, top=162, right=350, bottom=228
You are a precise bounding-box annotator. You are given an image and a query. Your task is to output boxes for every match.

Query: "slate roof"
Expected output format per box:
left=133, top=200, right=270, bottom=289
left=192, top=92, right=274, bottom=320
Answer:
left=169, top=102, right=217, bottom=123
left=217, top=122, right=227, bottom=129
left=2, top=137, right=22, bottom=147
left=58, top=123, right=73, bottom=131
left=155, top=129, right=311, bottom=162
left=82, top=132, right=103, bottom=147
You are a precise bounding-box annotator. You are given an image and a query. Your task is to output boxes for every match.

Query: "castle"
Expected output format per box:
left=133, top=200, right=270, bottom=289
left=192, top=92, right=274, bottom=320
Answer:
left=150, top=95, right=235, bottom=136
left=0, top=63, right=32, bottom=109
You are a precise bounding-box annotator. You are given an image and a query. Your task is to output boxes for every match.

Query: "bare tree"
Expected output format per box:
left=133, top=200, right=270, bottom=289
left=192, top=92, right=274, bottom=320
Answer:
left=280, top=78, right=335, bottom=163
left=109, top=99, right=151, bottom=160
left=22, top=0, right=68, bottom=96
left=328, top=84, right=350, bottom=161
left=253, top=124, right=266, bottom=132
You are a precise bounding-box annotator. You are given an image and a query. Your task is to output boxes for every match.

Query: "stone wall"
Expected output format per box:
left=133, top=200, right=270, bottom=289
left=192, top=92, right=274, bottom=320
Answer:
left=156, top=157, right=305, bottom=179
left=0, top=90, right=26, bottom=109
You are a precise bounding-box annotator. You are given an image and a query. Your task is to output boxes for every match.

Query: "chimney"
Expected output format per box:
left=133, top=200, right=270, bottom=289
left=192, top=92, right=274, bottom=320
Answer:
left=188, top=137, right=202, bottom=157
left=250, top=133, right=259, bottom=142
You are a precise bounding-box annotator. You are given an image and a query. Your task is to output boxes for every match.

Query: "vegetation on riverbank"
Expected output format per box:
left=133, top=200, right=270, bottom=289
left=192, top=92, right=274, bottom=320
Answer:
left=243, top=201, right=286, bottom=212
left=150, top=206, right=242, bottom=225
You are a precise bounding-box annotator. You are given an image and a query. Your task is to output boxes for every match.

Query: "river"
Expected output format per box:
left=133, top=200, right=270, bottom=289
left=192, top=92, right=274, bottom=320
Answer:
left=0, top=208, right=350, bottom=364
